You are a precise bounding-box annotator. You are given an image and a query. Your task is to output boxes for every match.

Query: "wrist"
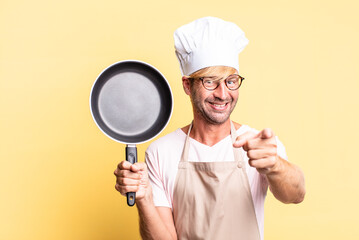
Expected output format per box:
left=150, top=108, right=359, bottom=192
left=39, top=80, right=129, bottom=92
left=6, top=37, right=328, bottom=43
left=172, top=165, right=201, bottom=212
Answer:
left=136, top=184, right=153, bottom=208
left=266, top=156, right=284, bottom=176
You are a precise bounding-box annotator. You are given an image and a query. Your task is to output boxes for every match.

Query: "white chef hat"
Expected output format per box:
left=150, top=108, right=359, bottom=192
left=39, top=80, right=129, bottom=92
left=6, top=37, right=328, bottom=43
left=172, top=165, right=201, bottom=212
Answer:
left=174, top=16, right=249, bottom=76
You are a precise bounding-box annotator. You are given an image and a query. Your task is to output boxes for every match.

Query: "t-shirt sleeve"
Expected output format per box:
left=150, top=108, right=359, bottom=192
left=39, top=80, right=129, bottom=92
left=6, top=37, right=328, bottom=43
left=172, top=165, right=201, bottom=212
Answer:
left=145, top=146, right=171, bottom=208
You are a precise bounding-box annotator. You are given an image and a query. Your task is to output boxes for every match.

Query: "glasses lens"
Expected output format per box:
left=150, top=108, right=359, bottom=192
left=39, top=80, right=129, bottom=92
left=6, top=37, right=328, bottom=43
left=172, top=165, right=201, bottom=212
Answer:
left=225, top=75, right=240, bottom=90
left=202, top=77, right=218, bottom=90
left=200, top=74, right=243, bottom=90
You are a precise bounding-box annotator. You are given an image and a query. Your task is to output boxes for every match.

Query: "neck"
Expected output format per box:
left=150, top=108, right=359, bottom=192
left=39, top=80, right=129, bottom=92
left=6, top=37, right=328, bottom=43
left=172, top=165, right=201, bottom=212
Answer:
left=189, top=117, right=232, bottom=147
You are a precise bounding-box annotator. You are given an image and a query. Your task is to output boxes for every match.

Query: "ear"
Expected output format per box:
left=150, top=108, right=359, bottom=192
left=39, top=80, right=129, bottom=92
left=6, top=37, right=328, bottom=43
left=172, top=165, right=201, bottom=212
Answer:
left=182, top=76, right=191, bottom=95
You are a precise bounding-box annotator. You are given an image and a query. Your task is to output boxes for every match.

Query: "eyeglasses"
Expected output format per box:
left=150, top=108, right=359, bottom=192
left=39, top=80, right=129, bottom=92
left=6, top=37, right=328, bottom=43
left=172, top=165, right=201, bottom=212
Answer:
left=188, top=74, right=245, bottom=91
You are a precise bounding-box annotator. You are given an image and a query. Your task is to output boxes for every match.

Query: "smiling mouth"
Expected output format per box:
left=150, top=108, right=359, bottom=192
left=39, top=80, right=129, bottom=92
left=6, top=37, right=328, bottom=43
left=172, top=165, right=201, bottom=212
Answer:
left=209, top=102, right=229, bottom=110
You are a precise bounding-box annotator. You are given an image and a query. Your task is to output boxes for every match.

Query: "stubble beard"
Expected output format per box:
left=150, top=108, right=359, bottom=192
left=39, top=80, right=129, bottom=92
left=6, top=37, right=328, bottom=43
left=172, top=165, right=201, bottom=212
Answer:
left=191, top=90, right=238, bottom=125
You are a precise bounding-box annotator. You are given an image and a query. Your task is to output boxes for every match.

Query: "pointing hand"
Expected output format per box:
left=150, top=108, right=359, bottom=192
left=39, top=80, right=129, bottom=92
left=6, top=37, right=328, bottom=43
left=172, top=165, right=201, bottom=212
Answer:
left=233, top=128, right=280, bottom=175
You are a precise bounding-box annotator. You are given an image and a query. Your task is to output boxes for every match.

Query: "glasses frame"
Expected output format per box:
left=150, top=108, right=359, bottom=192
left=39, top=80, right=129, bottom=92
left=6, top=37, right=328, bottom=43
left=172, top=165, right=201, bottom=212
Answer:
left=188, top=74, right=245, bottom=91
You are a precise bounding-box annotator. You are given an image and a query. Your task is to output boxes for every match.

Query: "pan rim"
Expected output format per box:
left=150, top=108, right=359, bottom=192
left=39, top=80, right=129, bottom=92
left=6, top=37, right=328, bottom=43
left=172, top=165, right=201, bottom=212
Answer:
left=89, top=59, right=174, bottom=145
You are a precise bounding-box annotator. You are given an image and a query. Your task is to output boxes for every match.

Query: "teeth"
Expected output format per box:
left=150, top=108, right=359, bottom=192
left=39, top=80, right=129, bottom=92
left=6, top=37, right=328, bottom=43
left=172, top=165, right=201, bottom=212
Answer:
left=213, top=103, right=226, bottom=107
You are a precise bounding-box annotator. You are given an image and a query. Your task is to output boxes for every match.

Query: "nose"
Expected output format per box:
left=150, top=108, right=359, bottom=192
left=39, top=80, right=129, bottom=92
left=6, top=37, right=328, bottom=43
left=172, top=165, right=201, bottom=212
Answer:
left=213, top=81, right=228, bottom=100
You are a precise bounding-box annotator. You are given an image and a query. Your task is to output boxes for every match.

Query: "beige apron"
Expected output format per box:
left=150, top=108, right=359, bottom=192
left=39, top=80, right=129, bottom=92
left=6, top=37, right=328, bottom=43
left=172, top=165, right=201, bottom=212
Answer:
left=173, top=122, right=261, bottom=240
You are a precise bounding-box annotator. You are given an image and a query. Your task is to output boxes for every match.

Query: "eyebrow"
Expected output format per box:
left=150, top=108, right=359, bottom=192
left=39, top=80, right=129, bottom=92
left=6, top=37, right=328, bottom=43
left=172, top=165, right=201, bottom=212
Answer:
left=201, top=76, right=224, bottom=80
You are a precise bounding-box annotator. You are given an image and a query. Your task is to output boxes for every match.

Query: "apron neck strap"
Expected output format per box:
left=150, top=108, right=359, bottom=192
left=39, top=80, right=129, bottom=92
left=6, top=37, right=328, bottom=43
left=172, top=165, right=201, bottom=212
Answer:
left=181, top=122, right=192, bottom=162
left=230, top=121, right=237, bottom=142
left=230, top=121, right=245, bottom=167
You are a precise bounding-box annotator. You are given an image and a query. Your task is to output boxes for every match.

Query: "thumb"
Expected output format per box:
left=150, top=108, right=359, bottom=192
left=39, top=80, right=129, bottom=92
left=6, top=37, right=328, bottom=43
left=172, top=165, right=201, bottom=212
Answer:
left=118, top=160, right=132, bottom=170
left=259, top=128, right=274, bottom=139
left=130, top=162, right=147, bottom=172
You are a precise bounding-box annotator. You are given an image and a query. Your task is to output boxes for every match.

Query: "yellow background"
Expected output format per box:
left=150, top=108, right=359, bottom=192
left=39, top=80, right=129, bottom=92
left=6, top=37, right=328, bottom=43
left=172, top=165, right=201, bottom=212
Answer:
left=1, top=0, right=358, bottom=239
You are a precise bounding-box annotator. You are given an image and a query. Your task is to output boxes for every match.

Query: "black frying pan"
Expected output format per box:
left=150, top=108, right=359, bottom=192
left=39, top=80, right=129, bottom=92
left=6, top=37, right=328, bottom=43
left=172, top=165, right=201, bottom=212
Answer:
left=90, top=60, right=173, bottom=206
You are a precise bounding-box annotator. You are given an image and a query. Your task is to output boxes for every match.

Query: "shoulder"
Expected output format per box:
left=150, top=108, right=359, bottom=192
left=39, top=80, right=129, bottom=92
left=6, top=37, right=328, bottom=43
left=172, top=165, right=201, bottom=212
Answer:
left=146, top=128, right=186, bottom=154
left=235, top=123, right=260, bottom=135
left=231, top=121, right=259, bottom=134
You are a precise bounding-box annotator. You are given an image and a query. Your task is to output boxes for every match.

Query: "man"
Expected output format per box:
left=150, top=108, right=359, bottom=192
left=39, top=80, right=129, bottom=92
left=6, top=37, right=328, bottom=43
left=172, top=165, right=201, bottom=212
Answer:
left=114, top=17, right=305, bottom=240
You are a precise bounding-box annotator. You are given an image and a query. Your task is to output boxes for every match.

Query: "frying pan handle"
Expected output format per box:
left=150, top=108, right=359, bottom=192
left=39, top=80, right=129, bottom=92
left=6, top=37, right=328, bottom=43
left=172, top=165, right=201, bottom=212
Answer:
left=126, top=145, right=137, bottom=206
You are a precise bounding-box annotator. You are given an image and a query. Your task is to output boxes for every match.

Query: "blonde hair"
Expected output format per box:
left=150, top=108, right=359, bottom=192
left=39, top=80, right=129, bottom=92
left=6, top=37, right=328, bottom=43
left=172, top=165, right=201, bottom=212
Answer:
left=187, top=66, right=238, bottom=79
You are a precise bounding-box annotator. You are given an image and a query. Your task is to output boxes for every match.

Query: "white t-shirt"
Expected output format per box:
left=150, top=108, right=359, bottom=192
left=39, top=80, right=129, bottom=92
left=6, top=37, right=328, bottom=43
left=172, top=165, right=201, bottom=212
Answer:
left=145, top=124, right=288, bottom=240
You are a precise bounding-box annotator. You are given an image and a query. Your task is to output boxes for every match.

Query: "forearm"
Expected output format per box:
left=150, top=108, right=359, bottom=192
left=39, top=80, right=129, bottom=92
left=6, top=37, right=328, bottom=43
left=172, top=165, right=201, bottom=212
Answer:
left=266, top=157, right=306, bottom=204
left=136, top=194, right=176, bottom=240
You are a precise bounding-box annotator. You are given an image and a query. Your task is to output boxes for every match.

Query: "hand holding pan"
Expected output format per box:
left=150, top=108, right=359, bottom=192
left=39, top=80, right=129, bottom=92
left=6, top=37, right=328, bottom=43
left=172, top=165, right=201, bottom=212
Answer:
left=90, top=60, right=173, bottom=206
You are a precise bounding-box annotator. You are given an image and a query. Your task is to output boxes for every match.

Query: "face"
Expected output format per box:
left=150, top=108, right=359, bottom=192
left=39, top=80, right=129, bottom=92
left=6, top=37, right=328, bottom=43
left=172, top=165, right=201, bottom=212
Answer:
left=188, top=76, right=239, bottom=125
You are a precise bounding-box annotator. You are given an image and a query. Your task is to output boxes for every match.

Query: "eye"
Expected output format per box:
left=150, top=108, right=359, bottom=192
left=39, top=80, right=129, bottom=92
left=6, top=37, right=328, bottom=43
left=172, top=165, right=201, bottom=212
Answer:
left=226, top=76, right=239, bottom=85
left=205, top=80, right=214, bottom=84
left=202, top=77, right=216, bottom=85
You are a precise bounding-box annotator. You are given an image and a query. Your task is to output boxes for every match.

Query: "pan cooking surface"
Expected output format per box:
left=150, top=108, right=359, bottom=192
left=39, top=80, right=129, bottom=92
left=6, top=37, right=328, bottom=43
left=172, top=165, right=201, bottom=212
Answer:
left=98, top=72, right=161, bottom=136
left=91, top=60, right=172, bottom=144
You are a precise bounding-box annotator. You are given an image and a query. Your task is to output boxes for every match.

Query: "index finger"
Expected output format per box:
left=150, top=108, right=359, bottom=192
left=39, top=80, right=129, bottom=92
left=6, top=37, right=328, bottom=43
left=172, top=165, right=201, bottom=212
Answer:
left=259, top=128, right=274, bottom=139
left=233, top=131, right=257, bottom=148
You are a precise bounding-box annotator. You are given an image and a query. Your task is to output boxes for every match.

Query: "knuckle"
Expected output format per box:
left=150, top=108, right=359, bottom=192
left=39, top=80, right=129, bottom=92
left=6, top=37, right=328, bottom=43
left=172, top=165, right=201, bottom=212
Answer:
left=247, top=150, right=255, bottom=159
left=268, top=157, right=276, bottom=166
left=118, top=185, right=128, bottom=195
left=247, top=139, right=255, bottom=149
left=114, top=168, right=122, bottom=176
left=117, top=177, right=124, bottom=185
left=120, top=169, right=131, bottom=178
left=248, top=159, right=255, bottom=167
left=118, top=161, right=124, bottom=169
left=270, top=147, right=277, bottom=156
left=119, top=189, right=126, bottom=196
left=118, top=170, right=125, bottom=177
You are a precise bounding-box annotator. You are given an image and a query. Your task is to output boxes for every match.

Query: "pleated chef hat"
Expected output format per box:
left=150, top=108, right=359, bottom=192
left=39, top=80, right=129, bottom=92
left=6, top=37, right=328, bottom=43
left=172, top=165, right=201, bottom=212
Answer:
left=174, top=16, right=249, bottom=76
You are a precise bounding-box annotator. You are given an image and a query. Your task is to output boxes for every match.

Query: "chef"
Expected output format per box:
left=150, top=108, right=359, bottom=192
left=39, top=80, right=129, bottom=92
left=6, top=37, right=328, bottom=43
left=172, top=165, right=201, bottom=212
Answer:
left=114, top=16, right=305, bottom=240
